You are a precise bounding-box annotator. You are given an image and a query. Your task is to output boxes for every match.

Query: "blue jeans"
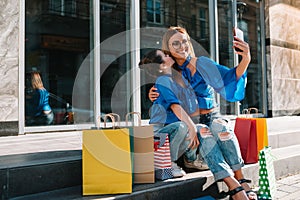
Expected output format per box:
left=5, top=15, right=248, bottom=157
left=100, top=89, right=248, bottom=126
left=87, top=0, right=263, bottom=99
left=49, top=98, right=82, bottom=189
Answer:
left=153, top=122, right=197, bottom=162
left=197, top=118, right=244, bottom=181
left=191, top=108, right=220, bottom=126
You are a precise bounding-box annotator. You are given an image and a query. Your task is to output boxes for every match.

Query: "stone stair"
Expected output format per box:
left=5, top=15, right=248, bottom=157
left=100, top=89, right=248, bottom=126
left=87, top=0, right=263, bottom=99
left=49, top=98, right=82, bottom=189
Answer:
left=1, top=116, right=300, bottom=200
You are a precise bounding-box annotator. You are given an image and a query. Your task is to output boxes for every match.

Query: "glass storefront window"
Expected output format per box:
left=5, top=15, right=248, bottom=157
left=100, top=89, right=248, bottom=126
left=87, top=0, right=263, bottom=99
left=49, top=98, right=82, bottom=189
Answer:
left=23, top=0, right=265, bottom=130
left=25, top=0, right=94, bottom=126
left=140, top=0, right=210, bottom=119
left=217, top=0, right=264, bottom=115
left=140, top=0, right=265, bottom=118
left=237, top=1, right=265, bottom=114
left=99, top=0, right=131, bottom=119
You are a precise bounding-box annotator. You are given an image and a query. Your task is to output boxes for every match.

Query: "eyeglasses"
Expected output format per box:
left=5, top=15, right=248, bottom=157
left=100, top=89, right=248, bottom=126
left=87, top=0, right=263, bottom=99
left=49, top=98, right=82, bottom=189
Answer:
left=170, top=39, right=189, bottom=50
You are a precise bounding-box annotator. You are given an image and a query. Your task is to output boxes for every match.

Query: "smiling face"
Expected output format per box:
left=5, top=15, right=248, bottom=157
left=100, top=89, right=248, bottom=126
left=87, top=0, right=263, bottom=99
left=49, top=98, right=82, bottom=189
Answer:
left=168, top=32, right=190, bottom=60
left=161, top=27, right=196, bottom=61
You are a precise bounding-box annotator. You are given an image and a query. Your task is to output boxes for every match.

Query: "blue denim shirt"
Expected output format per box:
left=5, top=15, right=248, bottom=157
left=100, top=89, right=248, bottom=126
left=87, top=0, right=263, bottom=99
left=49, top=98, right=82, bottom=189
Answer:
left=186, top=56, right=247, bottom=109
left=149, top=74, right=198, bottom=125
left=26, top=89, right=51, bottom=117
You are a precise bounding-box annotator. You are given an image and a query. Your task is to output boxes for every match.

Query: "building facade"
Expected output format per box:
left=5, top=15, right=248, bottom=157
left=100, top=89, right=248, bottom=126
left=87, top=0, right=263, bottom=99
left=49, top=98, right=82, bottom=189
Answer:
left=0, top=0, right=299, bottom=136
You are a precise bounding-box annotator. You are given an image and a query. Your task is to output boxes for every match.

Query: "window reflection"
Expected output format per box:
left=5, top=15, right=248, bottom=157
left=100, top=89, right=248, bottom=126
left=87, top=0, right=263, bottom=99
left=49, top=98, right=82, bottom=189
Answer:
left=25, top=0, right=93, bottom=126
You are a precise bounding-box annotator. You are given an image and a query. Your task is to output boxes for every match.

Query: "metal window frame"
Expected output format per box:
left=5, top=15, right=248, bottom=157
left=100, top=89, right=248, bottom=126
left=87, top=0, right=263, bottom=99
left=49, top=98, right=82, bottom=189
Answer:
left=130, top=0, right=141, bottom=115
left=232, top=0, right=241, bottom=115
left=19, top=0, right=25, bottom=134
left=209, top=0, right=221, bottom=106
left=260, top=0, right=268, bottom=116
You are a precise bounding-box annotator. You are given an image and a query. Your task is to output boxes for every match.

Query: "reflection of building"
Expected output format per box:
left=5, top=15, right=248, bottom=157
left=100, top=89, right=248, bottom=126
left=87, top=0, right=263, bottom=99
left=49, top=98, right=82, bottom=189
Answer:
left=1, top=0, right=300, bottom=135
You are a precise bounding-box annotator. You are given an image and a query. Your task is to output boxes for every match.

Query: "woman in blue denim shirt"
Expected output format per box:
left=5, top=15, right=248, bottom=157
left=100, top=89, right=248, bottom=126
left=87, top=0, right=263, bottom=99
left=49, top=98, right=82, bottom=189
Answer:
left=150, top=26, right=249, bottom=126
left=25, top=71, right=54, bottom=126
left=149, top=26, right=256, bottom=199
left=139, top=49, right=208, bottom=178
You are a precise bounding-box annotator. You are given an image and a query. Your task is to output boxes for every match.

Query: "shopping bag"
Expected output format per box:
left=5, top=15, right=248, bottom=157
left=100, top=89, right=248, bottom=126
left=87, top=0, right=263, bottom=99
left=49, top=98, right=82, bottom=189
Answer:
left=125, top=112, right=155, bottom=184
left=258, top=147, right=277, bottom=199
left=82, top=114, right=132, bottom=195
left=234, top=108, right=268, bottom=164
left=107, top=112, right=135, bottom=183
left=234, top=117, right=258, bottom=164
left=154, top=136, right=173, bottom=180
left=248, top=108, right=268, bottom=152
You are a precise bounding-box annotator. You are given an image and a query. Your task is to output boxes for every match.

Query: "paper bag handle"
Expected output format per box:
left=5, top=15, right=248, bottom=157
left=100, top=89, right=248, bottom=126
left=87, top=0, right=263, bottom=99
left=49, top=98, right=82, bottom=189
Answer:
left=242, top=108, right=249, bottom=115
left=239, top=107, right=259, bottom=118
left=125, top=112, right=141, bottom=126
left=96, top=116, right=102, bottom=129
left=247, top=107, right=258, bottom=114
left=103, top=114, right=116, bottom=129
left=107, top=113, right=121, bottom=127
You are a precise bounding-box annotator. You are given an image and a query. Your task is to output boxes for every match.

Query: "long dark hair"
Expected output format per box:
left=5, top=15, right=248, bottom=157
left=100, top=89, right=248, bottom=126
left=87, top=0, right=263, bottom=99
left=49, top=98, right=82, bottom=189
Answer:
left=139, top=49, right=164, bottom=77
left=139, top=49, right=186, bottom=88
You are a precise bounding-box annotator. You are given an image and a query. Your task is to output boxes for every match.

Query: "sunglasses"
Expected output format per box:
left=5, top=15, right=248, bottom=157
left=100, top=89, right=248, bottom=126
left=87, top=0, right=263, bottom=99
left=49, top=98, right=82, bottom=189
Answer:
left=170, top=39, right=189, bottom=50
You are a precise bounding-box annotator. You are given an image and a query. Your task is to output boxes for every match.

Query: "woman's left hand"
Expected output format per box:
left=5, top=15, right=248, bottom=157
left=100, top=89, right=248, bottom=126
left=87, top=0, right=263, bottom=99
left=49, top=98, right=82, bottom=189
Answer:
left=233, top=36, right=251, bottom=62
left=233, top=37, right=251, bottom=79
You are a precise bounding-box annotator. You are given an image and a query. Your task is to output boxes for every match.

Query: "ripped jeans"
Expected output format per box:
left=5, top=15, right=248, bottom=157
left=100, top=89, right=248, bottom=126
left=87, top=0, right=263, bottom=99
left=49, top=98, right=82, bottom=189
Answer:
left=197, top=118, right=244, bottom=181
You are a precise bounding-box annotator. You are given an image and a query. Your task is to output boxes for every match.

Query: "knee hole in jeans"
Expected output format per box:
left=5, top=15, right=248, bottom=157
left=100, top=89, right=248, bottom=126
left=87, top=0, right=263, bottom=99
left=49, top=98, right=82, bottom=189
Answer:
left=218, top=132, right=233, bottom=141
left=200, top=128, right=213, bottom=138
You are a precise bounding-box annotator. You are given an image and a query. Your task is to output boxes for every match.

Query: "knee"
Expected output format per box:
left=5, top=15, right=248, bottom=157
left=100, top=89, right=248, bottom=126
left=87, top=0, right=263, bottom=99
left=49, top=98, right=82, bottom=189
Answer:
left=199, top=127, right=213, bottom=138
left=177, top=121, right=189, bottom=133
left=218, top=131, right=234, bottom=141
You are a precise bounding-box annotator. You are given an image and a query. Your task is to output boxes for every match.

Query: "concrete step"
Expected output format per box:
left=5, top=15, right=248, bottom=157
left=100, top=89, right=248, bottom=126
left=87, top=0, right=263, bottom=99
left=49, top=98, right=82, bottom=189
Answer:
left=1, top=116, right=299, bottom=199
left=0, top=150, right=82, bottom=199
left=267, top=116, right=300, bottom=134
left=268, top=130, right=300, bottom=149
left=7, top=144, right=300, bottom=200
left=267, top=116, right=300, bottom=149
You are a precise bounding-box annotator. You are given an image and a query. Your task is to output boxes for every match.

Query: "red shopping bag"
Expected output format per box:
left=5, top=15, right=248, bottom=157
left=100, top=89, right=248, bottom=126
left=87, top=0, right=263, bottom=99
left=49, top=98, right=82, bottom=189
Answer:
left=234, top=117, right=258, bottom=164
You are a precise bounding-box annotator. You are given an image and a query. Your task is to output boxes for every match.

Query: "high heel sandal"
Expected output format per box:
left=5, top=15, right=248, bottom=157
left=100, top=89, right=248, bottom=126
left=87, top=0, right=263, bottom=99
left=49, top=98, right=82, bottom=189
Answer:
left=227, top=186, right=245, bottom=200
left=238, top=179, right=257, bottom=199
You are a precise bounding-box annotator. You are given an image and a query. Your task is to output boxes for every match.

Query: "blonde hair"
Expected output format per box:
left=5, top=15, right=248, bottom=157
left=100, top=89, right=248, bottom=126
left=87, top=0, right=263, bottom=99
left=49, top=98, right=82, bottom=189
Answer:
left=161, top=26, right=195, bottom=57
left=31, top=72, right=44, bottom=89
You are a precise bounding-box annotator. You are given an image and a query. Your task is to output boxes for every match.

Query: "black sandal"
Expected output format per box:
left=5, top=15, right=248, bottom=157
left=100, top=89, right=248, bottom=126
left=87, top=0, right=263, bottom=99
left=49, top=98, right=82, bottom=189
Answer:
left=227, top=186, right=245, bottom=199
left=238, top=178, right=252, bottom=184
left=239, top=179, right=257, bottom=199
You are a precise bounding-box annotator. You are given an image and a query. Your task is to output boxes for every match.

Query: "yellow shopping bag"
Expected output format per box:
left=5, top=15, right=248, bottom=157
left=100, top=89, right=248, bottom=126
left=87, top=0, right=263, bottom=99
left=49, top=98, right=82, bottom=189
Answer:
left=82, top=114, right=132, bottom=195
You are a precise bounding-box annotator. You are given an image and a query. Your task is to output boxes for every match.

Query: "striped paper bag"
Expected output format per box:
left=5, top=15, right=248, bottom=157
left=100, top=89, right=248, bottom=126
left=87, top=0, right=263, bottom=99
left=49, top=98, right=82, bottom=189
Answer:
left=154, top=136, right=173, bottom=180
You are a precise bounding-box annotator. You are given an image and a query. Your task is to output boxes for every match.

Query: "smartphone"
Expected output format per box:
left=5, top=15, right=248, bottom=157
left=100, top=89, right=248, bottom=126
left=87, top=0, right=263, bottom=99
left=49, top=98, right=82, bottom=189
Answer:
left=233, top=27, right=244, bottom=52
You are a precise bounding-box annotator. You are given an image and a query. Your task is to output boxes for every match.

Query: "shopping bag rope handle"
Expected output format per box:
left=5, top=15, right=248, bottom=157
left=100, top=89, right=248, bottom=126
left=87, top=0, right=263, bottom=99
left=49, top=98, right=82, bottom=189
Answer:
left=103, top=114, right=116, bottom=129
left=248, top=107, right=258, bottom=114
left=240, top=107, right=259, bottom=118
left=107, top=113, right=121, bottom=127
left=125, top=112, right=141, bottom=126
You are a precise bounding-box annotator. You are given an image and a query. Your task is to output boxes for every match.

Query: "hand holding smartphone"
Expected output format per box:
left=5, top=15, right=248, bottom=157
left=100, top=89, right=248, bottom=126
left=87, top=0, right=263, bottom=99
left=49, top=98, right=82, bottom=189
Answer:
left=233, top=27, right=244, bottom=52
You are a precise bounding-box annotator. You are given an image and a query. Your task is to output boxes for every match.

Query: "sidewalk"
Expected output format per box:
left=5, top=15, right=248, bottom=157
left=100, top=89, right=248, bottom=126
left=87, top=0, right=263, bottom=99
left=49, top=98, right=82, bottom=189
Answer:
left=275, top=172, right=300, bottom=200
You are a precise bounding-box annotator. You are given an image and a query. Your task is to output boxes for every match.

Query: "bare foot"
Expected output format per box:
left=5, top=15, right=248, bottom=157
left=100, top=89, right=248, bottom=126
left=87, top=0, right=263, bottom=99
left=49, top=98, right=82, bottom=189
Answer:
left=240, top=182, right=257, bottom=200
